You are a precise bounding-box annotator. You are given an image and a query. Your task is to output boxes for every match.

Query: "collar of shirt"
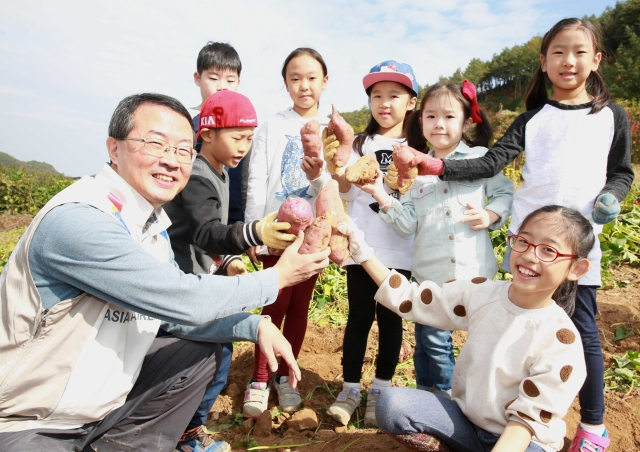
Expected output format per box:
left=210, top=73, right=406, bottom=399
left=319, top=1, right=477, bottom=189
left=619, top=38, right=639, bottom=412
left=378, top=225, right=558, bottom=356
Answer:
left=94, top=164, right=171, bottom=239
left=429, top=141, right=472, bottom=160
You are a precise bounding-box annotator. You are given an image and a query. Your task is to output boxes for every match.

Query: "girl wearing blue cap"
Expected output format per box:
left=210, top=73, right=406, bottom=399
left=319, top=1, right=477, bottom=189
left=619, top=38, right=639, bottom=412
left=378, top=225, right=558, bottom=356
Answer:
left=324, top=60, right=418, bottom=428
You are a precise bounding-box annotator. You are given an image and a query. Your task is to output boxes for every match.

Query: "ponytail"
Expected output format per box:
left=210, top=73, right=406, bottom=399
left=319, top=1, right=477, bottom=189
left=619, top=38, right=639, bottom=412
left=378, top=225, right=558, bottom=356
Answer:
left=404, top=110, right=427, bottom=151
left=552, top=280, right=578, bottom=316
left=525, top=67, right=548, bottom=112
left=466, top=109, right=493, bottom=148
left=587, top=71, right=611, bottom=114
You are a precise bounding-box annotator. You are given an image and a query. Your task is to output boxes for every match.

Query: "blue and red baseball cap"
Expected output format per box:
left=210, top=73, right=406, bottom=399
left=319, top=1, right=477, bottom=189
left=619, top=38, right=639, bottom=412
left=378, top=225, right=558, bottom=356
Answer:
left=197, top=90, right=257, bottom=139
left=363, top=60, right=419, bottom=96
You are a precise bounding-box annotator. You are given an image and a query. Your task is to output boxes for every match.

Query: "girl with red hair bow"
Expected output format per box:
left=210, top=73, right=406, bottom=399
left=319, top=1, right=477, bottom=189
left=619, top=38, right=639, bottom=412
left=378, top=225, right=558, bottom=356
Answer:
left=358, top=80, right=514, bottom=400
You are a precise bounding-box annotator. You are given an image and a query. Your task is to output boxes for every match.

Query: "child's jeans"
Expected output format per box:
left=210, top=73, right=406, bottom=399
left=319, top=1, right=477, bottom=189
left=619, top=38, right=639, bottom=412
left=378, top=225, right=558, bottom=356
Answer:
left=376, top=387, right=545, bottom=452
left=413, top=324, right=454, bottom=395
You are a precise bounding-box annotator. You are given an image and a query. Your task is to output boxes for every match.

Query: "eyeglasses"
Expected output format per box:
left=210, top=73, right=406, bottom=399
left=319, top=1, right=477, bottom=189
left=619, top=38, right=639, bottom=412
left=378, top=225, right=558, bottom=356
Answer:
left=507, top=235, right=578, bottom=262
left=123, top=137, right=196, bottom=164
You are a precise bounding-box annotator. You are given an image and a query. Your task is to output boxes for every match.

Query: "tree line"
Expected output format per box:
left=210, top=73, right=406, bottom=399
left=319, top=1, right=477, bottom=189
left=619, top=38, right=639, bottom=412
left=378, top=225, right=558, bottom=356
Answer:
left=342, top=0, right=640, bottom=124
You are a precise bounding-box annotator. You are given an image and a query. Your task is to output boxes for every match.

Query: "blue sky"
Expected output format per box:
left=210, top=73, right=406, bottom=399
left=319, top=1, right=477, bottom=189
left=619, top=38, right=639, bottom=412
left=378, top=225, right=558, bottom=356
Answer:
left=0, top=0, right=616, bottom=176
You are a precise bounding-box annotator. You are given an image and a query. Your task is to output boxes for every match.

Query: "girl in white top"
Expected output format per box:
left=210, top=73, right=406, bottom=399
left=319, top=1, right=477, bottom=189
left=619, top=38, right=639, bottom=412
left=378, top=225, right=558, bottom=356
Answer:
left=338, top=204, right=592, bottom=452
left=324, top=60, right=418, bottom=428
left=361, top=81, right=514, bottom=397
left=243, top=48, right=330, bottom=418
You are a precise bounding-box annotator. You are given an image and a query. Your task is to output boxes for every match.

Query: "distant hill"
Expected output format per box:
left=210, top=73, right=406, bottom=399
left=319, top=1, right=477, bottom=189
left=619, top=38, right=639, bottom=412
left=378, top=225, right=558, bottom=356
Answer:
left=0, top=151, right=61, bottom=174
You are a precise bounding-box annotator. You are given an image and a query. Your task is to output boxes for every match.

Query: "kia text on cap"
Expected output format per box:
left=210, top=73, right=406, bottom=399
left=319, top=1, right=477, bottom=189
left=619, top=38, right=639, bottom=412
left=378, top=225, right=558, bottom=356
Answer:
left=196, top=90, right=258, bottom=138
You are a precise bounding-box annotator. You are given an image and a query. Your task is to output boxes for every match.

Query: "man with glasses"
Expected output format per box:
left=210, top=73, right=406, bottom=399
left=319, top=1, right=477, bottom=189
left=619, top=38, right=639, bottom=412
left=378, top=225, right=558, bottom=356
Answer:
left=0, top=93, right=330, bottom=451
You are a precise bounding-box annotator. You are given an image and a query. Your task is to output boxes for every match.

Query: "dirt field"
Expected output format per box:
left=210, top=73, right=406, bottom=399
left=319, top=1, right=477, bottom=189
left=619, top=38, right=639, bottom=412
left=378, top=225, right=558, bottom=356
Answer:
left=206, top=266, right=640, bottom=452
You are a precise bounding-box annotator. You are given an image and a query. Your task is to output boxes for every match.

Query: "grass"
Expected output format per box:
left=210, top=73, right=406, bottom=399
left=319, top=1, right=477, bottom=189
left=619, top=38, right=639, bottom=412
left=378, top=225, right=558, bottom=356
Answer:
left=0, top=226, right=25, bottom=273
left=604, top=350, right=640, bottom=396
left=600, top=184, right=640, bottom=288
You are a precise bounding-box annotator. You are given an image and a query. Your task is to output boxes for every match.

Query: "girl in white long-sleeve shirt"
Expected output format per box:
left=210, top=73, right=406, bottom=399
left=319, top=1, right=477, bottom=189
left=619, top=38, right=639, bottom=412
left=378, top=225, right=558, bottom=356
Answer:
left=244, top=47, right=329, bottom=418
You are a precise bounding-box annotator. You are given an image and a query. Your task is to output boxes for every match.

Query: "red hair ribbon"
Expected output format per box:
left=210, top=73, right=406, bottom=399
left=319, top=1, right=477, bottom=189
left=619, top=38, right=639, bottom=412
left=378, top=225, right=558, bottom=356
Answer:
left=461, top=80, right=482, bottom=123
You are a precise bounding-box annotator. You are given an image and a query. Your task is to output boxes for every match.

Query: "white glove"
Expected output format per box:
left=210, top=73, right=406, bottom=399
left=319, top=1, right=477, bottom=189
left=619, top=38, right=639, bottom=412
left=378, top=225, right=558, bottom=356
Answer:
left=336, top=220, right=374, bottom=264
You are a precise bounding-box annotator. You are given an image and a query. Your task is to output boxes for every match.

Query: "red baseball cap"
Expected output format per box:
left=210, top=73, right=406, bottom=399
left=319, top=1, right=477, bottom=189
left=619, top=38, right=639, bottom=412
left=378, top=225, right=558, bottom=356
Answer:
left=196, top=90, right=258, bottom=139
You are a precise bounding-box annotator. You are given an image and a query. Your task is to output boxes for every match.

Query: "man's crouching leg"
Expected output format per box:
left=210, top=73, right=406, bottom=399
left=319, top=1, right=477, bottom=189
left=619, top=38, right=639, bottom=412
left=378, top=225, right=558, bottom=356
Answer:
left=0, top=336, right=220, bottom=452
left=88, top=336, right=221, bottom=451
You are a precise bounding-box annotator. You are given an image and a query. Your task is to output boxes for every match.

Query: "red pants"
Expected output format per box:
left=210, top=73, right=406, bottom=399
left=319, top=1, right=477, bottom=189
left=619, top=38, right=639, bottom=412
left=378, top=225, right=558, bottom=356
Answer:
left=252, top=254, right=319, bottom=381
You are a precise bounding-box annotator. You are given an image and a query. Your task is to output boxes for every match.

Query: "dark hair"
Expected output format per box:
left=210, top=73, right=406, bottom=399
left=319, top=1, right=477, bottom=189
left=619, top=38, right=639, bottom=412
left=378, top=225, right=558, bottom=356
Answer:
left=353, top=84, right=416, bottom=156
left=405, top=82, right=493, bottom=151
left=108, top=93, right=195, bottom=142
left=196, top=42, right=242, bottom=76
left=524, top=18, right=610, bottom=114
left=517, top=205, right=595, bottom=316
left=281, top=47, right=328, bottom=80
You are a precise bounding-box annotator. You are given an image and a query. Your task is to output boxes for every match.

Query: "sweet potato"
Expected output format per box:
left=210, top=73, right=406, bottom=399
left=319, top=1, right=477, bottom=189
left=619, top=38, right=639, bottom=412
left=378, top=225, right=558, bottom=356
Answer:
left=326, top=105, right=354, bottom=171
left=316, top=179, right=350, bottom=266
left=267, top=198, right=313, bottom=255
left=277, top=197, right=313, bottom=235
left=298, top=216, right=331, bottom=255
left=300, top=120, right=322, bottom=159
left=392, top=145, right=420, bottom=194
left=345, top=154, right=379, bottom=185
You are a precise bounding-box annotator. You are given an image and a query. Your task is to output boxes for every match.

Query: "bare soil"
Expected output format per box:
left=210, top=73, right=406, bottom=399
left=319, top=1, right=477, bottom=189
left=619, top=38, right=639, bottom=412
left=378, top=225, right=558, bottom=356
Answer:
left=206, top=266, right=640, bottom=452
left=0, top=213, right=33, bottom=232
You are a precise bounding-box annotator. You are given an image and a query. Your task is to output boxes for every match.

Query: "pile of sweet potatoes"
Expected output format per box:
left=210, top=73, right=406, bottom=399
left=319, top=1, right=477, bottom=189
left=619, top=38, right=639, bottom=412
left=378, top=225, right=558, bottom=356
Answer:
left=270, top=192, right=350, bottom=266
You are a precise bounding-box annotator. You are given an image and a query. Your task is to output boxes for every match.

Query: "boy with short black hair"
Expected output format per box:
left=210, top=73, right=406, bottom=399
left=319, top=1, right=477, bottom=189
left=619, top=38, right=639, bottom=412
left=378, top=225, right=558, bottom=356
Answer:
left=190, top=41, right=247, bottom=225
left=166, top=90, right=295, bottom=452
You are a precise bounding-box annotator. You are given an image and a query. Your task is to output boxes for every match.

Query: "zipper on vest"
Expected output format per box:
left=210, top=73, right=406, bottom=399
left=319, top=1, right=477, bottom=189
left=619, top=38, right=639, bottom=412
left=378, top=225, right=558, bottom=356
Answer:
left=34, top=309, right=49, bottom=336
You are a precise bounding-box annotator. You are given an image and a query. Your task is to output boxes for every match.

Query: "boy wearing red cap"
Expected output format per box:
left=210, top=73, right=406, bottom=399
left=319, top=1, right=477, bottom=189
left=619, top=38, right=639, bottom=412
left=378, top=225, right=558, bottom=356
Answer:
left=164, top=90, right=295, bottom=452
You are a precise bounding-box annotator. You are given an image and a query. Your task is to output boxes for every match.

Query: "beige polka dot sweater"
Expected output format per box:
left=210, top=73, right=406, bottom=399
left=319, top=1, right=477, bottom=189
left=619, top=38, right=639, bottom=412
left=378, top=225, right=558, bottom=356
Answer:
left=375, top=271, right=587, bottom=452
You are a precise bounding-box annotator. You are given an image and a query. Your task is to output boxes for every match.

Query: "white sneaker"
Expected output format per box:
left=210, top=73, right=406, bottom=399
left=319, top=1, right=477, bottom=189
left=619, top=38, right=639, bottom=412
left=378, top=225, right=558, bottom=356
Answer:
left=326, top=387, right=362, bottom=425
left=364, top=388, right=382, bottom=428
left=242, top=381, right=270, bottom=418
left=274, top=376, right=302, bottom=412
